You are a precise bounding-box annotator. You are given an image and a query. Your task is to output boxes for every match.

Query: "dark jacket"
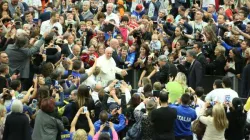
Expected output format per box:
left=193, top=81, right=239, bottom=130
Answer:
left=3, top=112, right=31, bottom=140
left=241, top=63, right=250, bottom=97
left=196, top=52, right=207, bottom=75
left=187, top=60, right=203, bottom=90
left=155, top=63, right=177, bottom=84
left=207, top=55, right=226, bottom=75
left=61, top=44, right=73, bottom=57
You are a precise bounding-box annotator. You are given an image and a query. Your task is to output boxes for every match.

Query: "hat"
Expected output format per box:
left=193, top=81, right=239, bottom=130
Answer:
left=109, top=103, right=119, bottom=111
left=146, top=99, right=157, bottom=110
left=136, top=4, right=143, bottom=11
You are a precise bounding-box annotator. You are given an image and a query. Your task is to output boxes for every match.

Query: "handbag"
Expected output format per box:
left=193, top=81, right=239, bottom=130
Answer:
left=191, top=119, right=206, bottom=137
left=125, top=115, right=142, bottom=140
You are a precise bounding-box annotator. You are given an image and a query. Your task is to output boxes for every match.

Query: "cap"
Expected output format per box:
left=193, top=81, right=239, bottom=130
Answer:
left=136, top=4, right=143, bottom=11
left=109, top=103, right=119, bottom=111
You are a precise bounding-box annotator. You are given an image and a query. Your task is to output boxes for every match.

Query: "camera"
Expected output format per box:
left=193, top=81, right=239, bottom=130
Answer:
left=133, top=30, right=142, bottom=38
left=114, top=81, right=122, bottom=88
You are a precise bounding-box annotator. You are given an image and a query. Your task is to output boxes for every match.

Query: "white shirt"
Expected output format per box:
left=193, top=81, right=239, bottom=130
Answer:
left=105, top=12, right=120, bottom=26
left=23, top=0, right=42, bottom=19
left=205, top=88, right=239, bottom=103
left=82, top=69, right=99, bottom=88
left=202, top=0, right=215, bottom=8
left=195, top=98, right=205, bottom=116
left=40, top=20, right=63, bottom=35
left=96, top=55, right=122, bottom=87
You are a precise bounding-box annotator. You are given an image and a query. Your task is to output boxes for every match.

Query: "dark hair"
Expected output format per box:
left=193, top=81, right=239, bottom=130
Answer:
left=194, top=41, right=203, bottom=49
left=99, top=110, right=108, bottom=123
left=44, top=32, right=56, bottom=46
left=140, top=43, right=150, bottom=56
left=143, top=83, right=152, bottom=93
left=213, top=79, right=223, bottom=88
left=10, top=80, right=21, bottom=90
left=195, top=87, right=204, bottom=97
left=222, top=76, right=232, bottom=88
left=218, top=14, right=227, bottom=21
left=0, top=1, right=11, bottom=16
left=73, top=60, right=82, bottom=70
left=121, top=15, right=129, bottom=22
left=232, top=98, right=246, bottom=126
left=98, top=133, right=110, bottom=140
left=37, top=86, right=50, bottom=107
left=179, top=5, right=186, bottom=12
left=181, top=94, right=190, bottom=105
left=77, top=84, right=91, bottom=107
left=0, top=64, right=8, bottom=73
left=229, top=48, right=242, bottom=63
left=24, top=11, right=33, bottom=16
left=130, top=94, right=141, bottom=108
left=41, top=62, right=54, bottom=77
left=159, top=90, right=169, bottom=103
left=97, top=12, right=106, bottom=20
left=40, top=97, right=55, bottom=113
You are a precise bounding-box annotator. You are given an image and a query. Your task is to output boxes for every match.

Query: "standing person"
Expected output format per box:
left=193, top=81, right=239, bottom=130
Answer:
left=186, top=50, right=203, bottom=90
left=3, top=100, right=31, bottom=140
left=32, top=98, right=64, bottom=140
left=199, top=103, right=228, bottom=140
left=40, top=11, right=63, bottom=35
left=79, top=1, right=94, bottom=21
left=170, top=94, right=197, bottom=140
left=96, top=47, right=127, bottom=86
left=241, top=48, right=250, bottom=97
left=8, top=0, right=24, bottom=17
left=193, top=42, right=207, bottom=74
left=225, top=98, right=246, bottom=140
left=151, top=91, right=177, bottom=140
left=5, top=30, right=46, bottom=90
left=148, top=55, right=177, bottom=85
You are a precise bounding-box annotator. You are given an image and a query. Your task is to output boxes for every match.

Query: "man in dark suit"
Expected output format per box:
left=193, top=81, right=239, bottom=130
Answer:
left=193, top=42, right=207, bottom=74
left=217, top=14, right=228, bottom=37
left=61, top=34, right=75, bottom=57
left=110, top=38, right=123, bottom=66
left=150, top=55, right=177, bottom=84
left=186, top=50, right=203, bottom=90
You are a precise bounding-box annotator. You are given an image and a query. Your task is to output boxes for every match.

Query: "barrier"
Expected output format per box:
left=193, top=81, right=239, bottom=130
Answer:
left=125, top=70, right=242, bottom=97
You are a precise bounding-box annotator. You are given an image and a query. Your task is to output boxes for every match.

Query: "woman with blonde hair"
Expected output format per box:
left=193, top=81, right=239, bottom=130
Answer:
left=165, top=72, right=187, bottom=103
left=207, top=45, right=226, bottom=75
left=199, top=103, right=228, bottom=140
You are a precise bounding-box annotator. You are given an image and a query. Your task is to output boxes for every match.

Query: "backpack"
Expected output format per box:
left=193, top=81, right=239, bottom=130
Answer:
left=125, top=116, right=142, bottom=140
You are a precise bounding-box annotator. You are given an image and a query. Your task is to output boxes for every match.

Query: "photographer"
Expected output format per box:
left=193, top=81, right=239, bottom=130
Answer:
left=93, top=122, right=118, bottom=140
left=148, top=55, right=177, bottom=85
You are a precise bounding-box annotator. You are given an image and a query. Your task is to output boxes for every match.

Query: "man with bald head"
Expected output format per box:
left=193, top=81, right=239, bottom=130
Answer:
left=96, top=47, right=127, bottom=86
left=110, top=38, right=123, bottom=65
left=68, top=45, right=81, bottom=59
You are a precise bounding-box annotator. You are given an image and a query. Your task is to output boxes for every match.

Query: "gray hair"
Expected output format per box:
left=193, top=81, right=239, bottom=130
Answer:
left=158, top=55, right=167, bottom=62
left=11, top=100, right=23, bottom=113
left=83, top=1, right=90, bottom=6
left=186, top=50, right=197, bottom=58
left=71, top=90, right=78, bottom=96
left=106, top=3, right=114, bottom=9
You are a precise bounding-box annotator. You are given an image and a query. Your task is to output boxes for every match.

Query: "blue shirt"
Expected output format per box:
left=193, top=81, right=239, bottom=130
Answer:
left=70, top=132, right=92, bottom=140
left=170, top=104, right=197, bottom=136
left=61, top=130, right=70, bottom=140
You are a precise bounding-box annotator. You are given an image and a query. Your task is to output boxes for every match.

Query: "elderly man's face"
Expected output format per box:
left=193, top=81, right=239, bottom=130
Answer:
left=105, top=49, right=113, bottom=59
left=83, top=3, right=90, bottom=12
left=0, top=53, right=9, bottom=64
left=106, top=4, right=113, bottom=13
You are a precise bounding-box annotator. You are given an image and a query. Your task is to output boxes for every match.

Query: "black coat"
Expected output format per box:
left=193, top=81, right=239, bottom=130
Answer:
left=3, top=112, right=31, bottom=140
left=196, top=53, right=207, bottom=74
left=61, top=44, right=73, bottom=57
left=207, top=55, right=226, bottom=75
left=241, top=64, right=250, bottom=97
left=155, top=63, right=177, bottom=84
left=187, top=60, right=203, bottom=90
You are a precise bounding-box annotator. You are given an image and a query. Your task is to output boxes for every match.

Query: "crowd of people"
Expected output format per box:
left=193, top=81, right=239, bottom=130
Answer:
left=0, top=0, right=250, bottom=139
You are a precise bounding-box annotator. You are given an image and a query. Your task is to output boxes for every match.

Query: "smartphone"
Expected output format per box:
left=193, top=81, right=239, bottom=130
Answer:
left=83, top=106, right=88, bottom=113
left=43, top=49, right=46, bottom=54
left=15, top=21, right=21, bottom=26
left=225, top=95, right=231, bottom=103
left=14, top=70, right=20, bottom=75
left=33, top=74, right=37, bottom=79
left=32, top=99, right=38, bottom=108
